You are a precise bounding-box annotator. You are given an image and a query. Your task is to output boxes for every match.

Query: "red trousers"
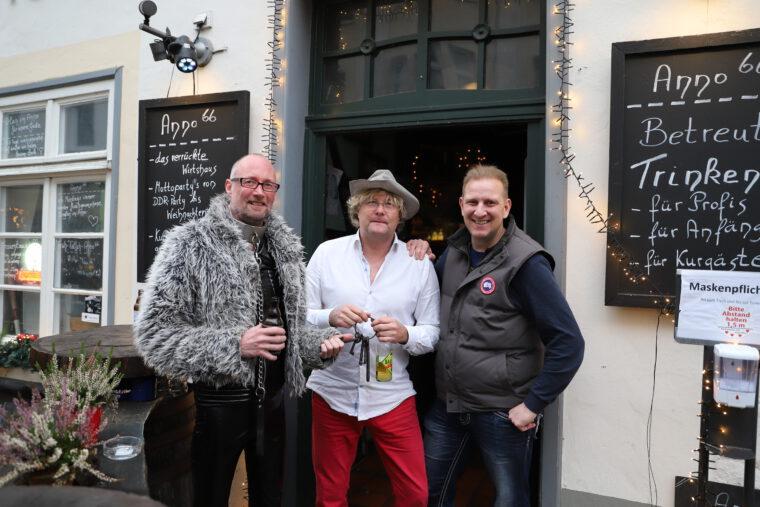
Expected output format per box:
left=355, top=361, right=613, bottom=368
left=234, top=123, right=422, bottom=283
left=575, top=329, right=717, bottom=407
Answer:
left=311, top=393, right=428, bottom=507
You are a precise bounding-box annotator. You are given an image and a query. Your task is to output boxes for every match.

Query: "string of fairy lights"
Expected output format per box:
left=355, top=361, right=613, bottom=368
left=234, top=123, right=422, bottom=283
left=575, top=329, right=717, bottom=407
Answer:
left=263, top=0, right=285, bottom=166
left=550, top=0, right=675, bottom=315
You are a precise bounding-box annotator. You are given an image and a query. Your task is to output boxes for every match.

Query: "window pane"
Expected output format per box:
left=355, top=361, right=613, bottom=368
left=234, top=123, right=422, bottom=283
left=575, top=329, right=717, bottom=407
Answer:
left=56, top=181, right=105, bottom=233
left=485, top=35, right=541, bottom=90
left=2, top=290, right=39, bottom=336
left=324, top=56, right=365, bottom=104
left=0, top=185, right=43, bottom=233
left=429, top=40, right=477, bottom=90
left=373, top=44, right=417, bottom=96
left=375, top=0, right=419, bottom=41
left=487, top=0, right=540, bottom=29
left=1, top=109, right=45, bottom=159
left=324, top=2, right=368, bottom=51
left=56, top=294, right=101, bottom=333
left=430, top=0, right=478, bottom=32
left=1, top=239, right=42, bottom=287
left=55, top=238, right=103, bottom=291
left=60, top=99, right=107, bottom=154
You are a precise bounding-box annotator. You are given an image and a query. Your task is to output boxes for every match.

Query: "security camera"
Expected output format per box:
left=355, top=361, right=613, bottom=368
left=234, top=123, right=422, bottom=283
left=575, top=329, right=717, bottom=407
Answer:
left=137, top=1, right=215, bottom=73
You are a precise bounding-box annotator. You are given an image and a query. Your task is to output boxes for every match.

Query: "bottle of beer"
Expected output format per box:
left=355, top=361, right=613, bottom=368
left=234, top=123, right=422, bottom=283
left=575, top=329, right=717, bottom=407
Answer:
left=375, top=341, right=392, bottom=382
left=133, top=289, right=143, bottom=323
left=262, top=296, right=284, bottom=356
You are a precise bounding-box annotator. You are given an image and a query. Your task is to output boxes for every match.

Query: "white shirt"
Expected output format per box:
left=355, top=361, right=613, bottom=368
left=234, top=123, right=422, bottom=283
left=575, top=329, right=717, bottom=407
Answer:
left=306, top=233, right=440, bottom=420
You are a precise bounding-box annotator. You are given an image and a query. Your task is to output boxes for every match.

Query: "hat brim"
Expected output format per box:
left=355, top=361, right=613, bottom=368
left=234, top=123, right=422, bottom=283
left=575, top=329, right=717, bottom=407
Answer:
left=349, top=179, right=420, bottom=220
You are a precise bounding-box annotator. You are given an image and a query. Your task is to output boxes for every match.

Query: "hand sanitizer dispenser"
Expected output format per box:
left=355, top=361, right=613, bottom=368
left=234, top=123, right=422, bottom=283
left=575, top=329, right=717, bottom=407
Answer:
left=714, top=343, right=759, bottom=408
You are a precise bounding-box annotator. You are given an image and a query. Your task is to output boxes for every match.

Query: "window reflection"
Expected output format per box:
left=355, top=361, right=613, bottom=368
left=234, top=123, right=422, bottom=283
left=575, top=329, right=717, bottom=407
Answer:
left=375, top=0, right=419, bottom=41
left=61, top=100, right=107, bottom=154
left=485, top=36, right=540, bottom=90
left=429, top=40, right=478, bottom=90
left=2, top=290, right=39, bottom=337
left=55, top=238, right=103, bottom=291
left=325, top=2, right=368, bottom=51
left=56, top=294, right=101, bottom=333
left=374, top=44, right=417, bottom=96
left=1, top=109, right=45, bottom=159
left=1, top=185, right=43, bottom=233
left=324, top=56, right=366, bottom=104
left=487, top=0, right=540, bottom=29
left=430, top=0, right=479, bottom=32
left=1, top=239, right=42, bottom=287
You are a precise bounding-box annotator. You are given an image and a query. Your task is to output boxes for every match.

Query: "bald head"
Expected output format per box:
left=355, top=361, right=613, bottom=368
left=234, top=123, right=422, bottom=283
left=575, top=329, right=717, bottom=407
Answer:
left=230, top=154, right=275, bottom=180
left=225, top=154, right=278, bottom=225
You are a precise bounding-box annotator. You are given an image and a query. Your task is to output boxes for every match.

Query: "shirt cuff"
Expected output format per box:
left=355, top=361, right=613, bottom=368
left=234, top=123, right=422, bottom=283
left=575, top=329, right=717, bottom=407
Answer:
left=401, top=325, right=418, bottom=352
left=308, top=308, right=333, bottom=328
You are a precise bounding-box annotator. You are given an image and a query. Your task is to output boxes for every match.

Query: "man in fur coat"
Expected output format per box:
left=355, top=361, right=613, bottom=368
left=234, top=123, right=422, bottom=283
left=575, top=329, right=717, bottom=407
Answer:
left=135, top=154, right=348, bottom=507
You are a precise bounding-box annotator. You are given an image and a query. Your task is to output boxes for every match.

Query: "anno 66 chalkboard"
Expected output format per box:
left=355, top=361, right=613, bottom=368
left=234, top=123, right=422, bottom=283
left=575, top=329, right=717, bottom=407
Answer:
left=606, top=29, right=760, bottom=308
left=137, top=91, right=249, bottom=282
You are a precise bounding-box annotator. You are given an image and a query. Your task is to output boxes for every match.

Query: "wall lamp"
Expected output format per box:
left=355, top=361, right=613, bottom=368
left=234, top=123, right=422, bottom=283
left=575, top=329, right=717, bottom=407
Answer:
left=138, top=0, right=215, bottom=73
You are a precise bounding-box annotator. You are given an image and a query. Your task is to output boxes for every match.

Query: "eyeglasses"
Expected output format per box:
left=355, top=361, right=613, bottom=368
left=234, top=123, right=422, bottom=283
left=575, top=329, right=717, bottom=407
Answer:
left=364, top=200, right=398, bottom=211
left=230, top=178, right=281, bottom=193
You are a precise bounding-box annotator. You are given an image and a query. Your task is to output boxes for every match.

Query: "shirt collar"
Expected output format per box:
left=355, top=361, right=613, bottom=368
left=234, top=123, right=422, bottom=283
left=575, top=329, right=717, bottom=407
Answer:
left=351, top=230, right=401, bottom=252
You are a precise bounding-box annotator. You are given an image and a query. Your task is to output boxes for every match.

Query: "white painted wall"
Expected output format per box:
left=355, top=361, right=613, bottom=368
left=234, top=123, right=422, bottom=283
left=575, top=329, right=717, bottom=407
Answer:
left=1, top=0, right=286, bottom=323
left=557, top=1, right=760, bottom=505
left=0, top=0, right=135, bottom=56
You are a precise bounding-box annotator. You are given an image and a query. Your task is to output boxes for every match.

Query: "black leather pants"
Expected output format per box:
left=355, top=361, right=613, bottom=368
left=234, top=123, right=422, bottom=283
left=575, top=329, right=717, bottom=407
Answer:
left=191, top=383, right=284, bottom=507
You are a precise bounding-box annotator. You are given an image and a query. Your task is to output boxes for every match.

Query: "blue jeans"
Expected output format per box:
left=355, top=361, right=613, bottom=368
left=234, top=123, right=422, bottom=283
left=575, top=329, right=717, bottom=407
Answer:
left=423, top=400, right=534, bottom=507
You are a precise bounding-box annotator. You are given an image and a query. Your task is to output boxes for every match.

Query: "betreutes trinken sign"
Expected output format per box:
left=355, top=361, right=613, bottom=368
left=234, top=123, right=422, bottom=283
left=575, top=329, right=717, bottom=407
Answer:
left=606, top=29, right=760, bottom=308
left=675, top=269, right=760, bottom=345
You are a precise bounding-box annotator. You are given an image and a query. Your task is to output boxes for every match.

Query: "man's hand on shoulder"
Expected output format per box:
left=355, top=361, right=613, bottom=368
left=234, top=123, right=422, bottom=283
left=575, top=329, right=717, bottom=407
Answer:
left=328, top=304, right=370, bottom=328
left=508, top=403, right=537, bottom=432
left=240, top=324, right=286, bottom=361
left=406, top=239, right=436, bottom=261
left=319, top=333, right=354, bottom=359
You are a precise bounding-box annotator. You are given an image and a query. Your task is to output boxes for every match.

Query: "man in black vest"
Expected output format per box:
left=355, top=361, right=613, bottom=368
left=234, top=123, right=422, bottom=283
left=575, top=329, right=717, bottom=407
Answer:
left=424, top=165, right=584, bottom=507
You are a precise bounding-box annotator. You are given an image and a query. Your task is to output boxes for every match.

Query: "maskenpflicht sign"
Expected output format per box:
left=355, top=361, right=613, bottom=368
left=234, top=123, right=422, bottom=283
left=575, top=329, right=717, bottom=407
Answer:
left=675, top=269, right=760, bottom=345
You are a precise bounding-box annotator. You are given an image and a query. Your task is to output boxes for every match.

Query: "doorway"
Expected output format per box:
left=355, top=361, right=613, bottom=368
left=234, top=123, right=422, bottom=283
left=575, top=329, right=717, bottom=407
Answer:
left=305, top=122, right=542, bottom=506
left=321, top=124, right=529, bottom=248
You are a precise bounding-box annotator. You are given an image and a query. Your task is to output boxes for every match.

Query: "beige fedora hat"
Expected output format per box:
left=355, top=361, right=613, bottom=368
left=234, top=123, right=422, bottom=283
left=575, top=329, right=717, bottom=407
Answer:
left=349, top=169, right=420, bottom=219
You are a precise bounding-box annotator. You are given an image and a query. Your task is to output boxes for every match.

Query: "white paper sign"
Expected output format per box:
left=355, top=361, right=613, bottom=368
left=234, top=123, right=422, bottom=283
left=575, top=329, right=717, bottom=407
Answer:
left=676, top=269, right=760, bottom=345
left=81, top=312, right=100, bottom=324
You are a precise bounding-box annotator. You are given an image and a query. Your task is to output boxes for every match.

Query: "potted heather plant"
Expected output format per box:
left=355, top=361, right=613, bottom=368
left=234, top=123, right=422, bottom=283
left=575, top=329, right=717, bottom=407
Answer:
left=40, top=350, right=123, bottom=438
left=0, top=380, right=115, bottom=486
left=0, top=348, right=124, bottom=486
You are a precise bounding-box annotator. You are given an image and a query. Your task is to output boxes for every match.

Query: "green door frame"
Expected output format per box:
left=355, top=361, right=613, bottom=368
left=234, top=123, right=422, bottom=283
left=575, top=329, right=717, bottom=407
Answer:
left=297, top=4, right=552, bottom=505
left=298, top=111, right=548, bottom=507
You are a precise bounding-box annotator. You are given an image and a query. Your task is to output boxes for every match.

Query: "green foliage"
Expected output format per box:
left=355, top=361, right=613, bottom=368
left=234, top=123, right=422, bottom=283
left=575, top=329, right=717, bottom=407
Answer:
left=0, top=336, right=35, bottom=368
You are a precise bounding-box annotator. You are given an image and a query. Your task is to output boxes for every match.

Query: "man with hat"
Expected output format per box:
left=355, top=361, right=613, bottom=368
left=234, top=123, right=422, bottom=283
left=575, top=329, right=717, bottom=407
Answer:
left=305, top=169, right=440, bottom=507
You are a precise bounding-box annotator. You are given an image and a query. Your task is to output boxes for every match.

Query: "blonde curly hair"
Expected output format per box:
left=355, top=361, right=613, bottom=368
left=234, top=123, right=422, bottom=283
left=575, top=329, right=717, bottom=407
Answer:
left=346, top=189, right=406, bottom=229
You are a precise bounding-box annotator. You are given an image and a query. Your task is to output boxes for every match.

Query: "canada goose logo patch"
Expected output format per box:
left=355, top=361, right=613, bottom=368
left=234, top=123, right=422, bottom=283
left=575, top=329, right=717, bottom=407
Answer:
left=480, top=276, right=496, bottom=295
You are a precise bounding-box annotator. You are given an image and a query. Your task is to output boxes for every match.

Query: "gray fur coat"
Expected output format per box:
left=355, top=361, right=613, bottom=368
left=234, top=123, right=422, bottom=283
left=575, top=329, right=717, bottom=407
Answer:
left=134, top=193, right=332, bottom=395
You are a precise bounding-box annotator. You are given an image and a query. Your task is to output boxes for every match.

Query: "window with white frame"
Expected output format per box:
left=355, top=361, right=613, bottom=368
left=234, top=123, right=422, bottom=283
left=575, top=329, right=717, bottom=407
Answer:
left=0, top=78, right=114, bottom=339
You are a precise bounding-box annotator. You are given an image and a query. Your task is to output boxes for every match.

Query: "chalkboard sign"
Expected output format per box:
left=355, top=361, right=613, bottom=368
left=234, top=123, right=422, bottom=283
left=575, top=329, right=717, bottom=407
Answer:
left=57, top=181, right=105, bottom=233
left=137, top=91, right=249, bottom=282
left=58, top=238, right=103, bottom=290
left=1, top=109, right=45, bottom=158
left=607, top=29, right=760, bottom=307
